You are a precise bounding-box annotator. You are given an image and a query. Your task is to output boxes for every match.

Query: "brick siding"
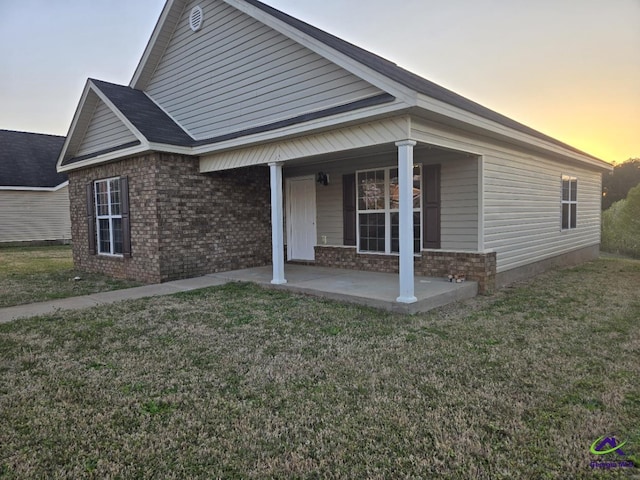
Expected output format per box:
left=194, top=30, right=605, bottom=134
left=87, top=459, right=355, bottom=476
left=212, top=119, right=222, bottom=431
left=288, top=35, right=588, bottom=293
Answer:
left=68, top=153, right=272, bottom=283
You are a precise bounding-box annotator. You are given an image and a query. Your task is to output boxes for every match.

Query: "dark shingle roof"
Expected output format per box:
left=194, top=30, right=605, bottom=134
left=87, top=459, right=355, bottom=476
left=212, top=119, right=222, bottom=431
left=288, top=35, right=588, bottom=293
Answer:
left=0, top=130, right=67, bottom=188
left=245, top=0, right=600, bottom=161
left=91, top=79, right=193, bottom=147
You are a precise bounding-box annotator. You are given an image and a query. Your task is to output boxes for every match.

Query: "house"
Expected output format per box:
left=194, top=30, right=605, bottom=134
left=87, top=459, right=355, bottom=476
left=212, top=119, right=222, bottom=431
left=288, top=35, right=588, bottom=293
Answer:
left=56, top=0, right=612, bottom=302
left=0, top=130, right=70, bottom=245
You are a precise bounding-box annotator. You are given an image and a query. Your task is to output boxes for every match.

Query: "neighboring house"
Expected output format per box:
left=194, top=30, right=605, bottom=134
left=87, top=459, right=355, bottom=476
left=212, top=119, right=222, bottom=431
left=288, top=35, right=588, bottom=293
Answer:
left=0, top=130, right=70, bottom=245
left=57, top=0, right=612, bottom=302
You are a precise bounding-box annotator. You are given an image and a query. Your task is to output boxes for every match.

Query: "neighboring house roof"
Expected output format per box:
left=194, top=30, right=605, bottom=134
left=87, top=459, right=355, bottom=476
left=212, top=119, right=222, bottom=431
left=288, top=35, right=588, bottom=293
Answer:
left=58, top=0, right=608, bottom=171
left=0, top=130, right=67, bottom=188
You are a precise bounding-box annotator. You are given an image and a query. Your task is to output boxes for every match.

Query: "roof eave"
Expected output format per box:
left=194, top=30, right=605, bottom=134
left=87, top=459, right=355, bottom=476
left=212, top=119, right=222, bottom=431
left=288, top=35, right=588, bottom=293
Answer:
left=191, top=98, right=409, bottom=156
left=0, top=181, right=69, bottom=192
left=413, top=95, right=612, bottom=172
left=57, top=144, right=150, bottom=173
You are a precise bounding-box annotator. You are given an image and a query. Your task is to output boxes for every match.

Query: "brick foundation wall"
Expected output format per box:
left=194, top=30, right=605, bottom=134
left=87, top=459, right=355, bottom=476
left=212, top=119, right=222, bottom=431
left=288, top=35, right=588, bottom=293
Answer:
left=315, top=246, right=496, bottom=294
left=420, top=251, right=496, bottom=294
left=68, top=153, right=272, bottom=283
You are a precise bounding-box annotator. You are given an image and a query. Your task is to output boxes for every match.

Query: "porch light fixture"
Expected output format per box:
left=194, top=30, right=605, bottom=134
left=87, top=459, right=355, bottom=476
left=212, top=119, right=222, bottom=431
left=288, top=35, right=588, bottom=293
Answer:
left=316, top=172, right=329, bottom=186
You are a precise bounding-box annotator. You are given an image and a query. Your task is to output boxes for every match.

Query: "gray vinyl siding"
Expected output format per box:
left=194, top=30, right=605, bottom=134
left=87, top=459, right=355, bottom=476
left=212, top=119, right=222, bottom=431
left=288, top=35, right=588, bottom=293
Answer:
left=146, top=0, right=383, bottom=141
left=440, top=157, right=479, bottom=250
left=76, top=101, right=137, bottom=157
left=0, top=187, right=71, bottom=243
left=285, top=149, right=479, bottom=249
left=483, top=154, right=602, bottom=273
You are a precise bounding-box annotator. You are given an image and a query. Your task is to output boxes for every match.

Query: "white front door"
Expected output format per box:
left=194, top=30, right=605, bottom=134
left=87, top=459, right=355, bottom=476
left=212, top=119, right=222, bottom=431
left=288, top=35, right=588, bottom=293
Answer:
left=286, top=176, right=317, bottom=261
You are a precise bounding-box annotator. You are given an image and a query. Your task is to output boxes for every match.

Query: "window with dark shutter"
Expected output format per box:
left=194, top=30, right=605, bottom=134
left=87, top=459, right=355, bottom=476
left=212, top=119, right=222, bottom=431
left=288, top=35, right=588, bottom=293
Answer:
left=120, top=177, right=131, bottom=257
left=342, top=173, right=356, bottom=246
left=423, top=165, right=441, bottom=249
left=86, top=183, right=96, bottom=255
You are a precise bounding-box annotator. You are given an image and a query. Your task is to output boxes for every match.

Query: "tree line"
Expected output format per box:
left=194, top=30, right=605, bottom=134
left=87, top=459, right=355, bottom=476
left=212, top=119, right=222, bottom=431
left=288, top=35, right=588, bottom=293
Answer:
left=602, top=158, right=640, bottom=210
left=601, top=158, right=640, bottom=258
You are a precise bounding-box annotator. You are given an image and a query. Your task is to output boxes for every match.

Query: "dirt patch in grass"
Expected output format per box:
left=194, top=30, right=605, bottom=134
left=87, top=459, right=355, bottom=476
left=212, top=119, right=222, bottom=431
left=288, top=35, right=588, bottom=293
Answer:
left=0, top=246, right=141, bottom=307
left=0, top=258, right=639, bottom=478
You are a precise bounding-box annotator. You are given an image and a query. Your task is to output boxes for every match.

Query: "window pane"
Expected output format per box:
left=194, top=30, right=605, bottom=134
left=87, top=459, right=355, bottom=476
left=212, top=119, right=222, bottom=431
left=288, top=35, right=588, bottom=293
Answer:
left=562, top=180, right=570, bottom=202
left=570, top=204, right=577, bottom=229
left=95, top=181, right=109, bottom=216
left=413, top=166, right=422, bottom=209
left=110, top=179, right=121, bottom=216
left=112, top=218, right=123, bottom=254
left=390, top=169, right=399, bottom=209
left=390, top=212, right=420, bottom=253
left=358, top=170, right=385, bottom=210
left=359, top=213, right=385, bottom=252
left=570, top=180, right=577, bottom=202
left=391, top=212, right=399, bottom=253
left=98, top=219, right=111, bottom=253
left=414, top=212, right=421, bottom=253
left=562, top=204, right=569, bottom=230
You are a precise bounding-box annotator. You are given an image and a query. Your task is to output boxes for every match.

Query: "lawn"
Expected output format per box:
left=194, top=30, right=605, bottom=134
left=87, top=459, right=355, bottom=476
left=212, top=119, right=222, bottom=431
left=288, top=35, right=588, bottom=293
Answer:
left=0, top=258, right=639, bottom=478
left=0, top=246, right=140, bottom=307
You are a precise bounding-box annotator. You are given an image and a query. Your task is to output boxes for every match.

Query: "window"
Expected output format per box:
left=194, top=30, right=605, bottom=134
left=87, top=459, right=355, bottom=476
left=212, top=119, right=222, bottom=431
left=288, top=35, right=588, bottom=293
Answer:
left=95, top=177, right=124, bottom=255
left=562, top=175, right=577, bottom=230
left=357, top=166, right=421, bottom=254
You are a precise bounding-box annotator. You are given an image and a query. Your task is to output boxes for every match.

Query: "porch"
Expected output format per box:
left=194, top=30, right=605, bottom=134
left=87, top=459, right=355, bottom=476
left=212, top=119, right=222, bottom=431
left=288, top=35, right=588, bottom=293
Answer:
left=213, top=264, right=478, bottom=314
left=199, top=114, right=496, bottom=305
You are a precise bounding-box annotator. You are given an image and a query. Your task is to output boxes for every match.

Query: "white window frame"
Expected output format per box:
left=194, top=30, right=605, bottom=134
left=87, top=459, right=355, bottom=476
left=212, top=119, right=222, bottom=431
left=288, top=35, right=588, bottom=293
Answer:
left=95, top=177, right=123, bottom=256
left=356, top=166, right=422, bottom=255
left=561, top=175, right=578, bottom=231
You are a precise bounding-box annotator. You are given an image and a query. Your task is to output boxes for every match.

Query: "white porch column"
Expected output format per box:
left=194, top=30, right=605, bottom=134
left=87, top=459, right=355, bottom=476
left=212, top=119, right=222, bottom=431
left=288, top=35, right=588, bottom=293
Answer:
left=269, top=162, right=287, bottom=285
left=396, top=140, right=418, bottom=303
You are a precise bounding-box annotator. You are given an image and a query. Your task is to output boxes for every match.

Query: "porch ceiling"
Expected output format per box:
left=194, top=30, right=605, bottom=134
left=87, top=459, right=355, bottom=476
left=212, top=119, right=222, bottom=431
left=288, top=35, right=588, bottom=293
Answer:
left=199, top=115, right=479, bottom=174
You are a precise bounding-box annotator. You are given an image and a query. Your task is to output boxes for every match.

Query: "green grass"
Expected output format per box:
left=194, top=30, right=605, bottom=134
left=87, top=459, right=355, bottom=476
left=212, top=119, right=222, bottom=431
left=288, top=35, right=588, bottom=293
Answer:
left=0, top=245, right=141, bottom=307
left=0, top=258, right=639, bottom=478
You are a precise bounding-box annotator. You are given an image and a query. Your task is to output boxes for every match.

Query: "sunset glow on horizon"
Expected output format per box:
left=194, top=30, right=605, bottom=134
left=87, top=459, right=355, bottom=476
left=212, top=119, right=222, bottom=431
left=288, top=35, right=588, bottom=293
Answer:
left=0, top=0, right=638, bottom=164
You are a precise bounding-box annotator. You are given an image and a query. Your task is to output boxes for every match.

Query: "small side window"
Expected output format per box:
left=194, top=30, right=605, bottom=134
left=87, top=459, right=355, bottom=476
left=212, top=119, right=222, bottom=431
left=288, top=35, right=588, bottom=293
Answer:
left=561, top=175, right=577, bottom=230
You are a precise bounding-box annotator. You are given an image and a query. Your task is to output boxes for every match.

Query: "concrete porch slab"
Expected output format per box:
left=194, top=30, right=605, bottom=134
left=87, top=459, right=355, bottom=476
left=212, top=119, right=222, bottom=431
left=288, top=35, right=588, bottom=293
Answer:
left=212, top=264, right=478, bottom=314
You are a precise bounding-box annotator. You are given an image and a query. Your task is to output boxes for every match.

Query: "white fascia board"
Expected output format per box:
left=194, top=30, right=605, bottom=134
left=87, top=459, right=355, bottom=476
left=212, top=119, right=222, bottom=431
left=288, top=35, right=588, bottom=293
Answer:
left=191, top=99, right=408, bottom=156
left=0, top=181, right=69, bottom=192
left=89, top=81, right=148, bottom=145
left=56, top=81, right=95, bottom=173
left=130, top=0, right=181, bottom=89
left=146, top=142, right=194, bottom=156
left=415, top=94, right=612, bottom=171
left=223, top=0, right=418, bottom=106
left=57, top=145, right=150, bottom=173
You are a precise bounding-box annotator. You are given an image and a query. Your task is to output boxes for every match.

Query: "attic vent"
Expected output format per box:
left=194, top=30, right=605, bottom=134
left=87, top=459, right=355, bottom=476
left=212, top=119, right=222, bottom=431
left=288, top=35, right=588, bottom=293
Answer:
left=189, top=6, right=203, bottom=32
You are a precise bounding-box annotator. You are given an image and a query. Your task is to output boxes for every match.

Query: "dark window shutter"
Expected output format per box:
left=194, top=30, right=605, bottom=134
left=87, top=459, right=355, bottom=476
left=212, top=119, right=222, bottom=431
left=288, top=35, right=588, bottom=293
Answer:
left=120, top=177, right=132, bottom=258
left=423, top=165, right=441, bottom=249
left=86, top=183, right=96, bottom=255
left=342, top=173, right=356, bottom=246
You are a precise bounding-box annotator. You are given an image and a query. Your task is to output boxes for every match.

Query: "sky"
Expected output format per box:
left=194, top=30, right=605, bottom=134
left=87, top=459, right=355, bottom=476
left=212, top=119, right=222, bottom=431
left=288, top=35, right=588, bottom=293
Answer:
left=0, top=0, right=638, bottom=164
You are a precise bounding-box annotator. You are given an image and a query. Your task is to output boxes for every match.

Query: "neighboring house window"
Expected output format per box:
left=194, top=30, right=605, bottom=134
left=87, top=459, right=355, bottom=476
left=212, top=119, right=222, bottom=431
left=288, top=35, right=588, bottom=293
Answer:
left=562, top=175, right=577, bottom=230
left=86, top=177, right=131, bottom=257
left=356, top=166, right=421, bottom=254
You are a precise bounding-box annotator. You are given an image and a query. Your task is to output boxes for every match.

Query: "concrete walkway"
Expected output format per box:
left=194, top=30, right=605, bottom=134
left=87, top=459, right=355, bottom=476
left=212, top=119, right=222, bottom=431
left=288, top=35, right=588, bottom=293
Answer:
left=0, top=275, right=227, bottom=324
left=0, top=265, right=478, bottom=323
